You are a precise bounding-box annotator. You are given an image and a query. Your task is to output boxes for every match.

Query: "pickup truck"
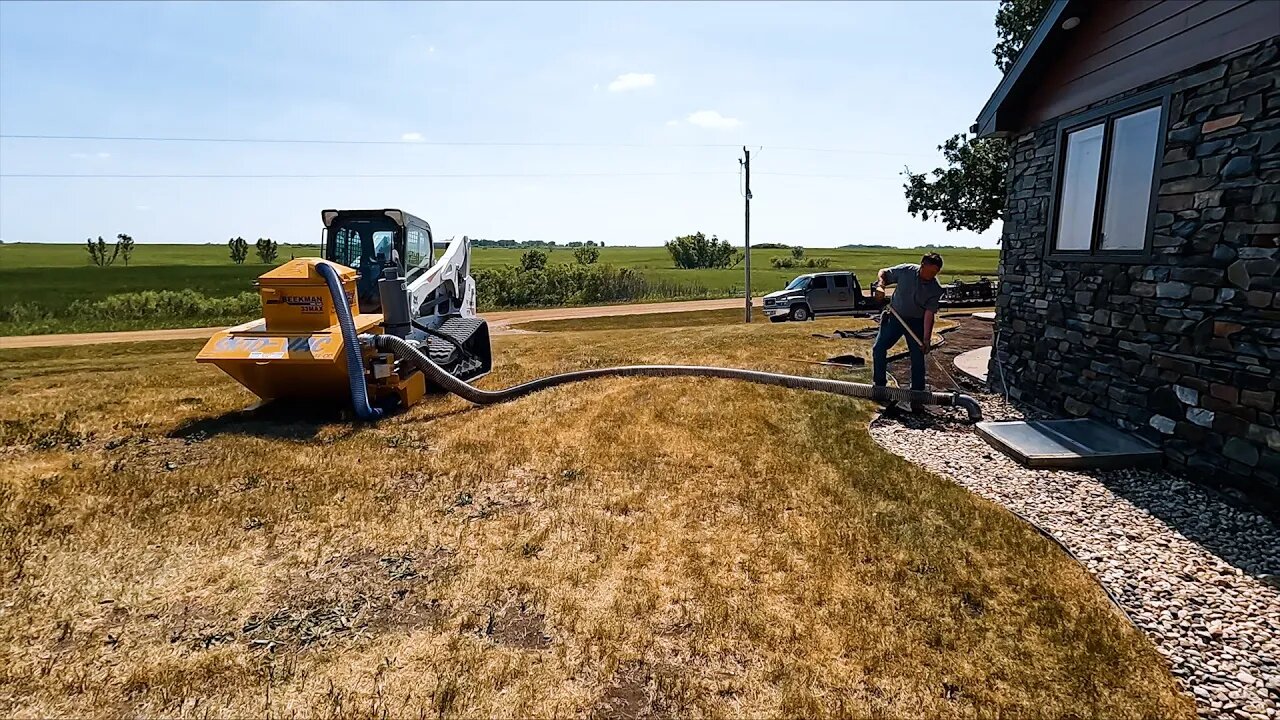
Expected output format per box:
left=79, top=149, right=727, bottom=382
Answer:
left=762, top=271, right=886, bottom=322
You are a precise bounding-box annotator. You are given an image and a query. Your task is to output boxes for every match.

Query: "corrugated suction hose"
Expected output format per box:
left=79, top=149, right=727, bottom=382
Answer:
left=363, top=333, right=983, bottom=422
left=318, top=261, right=383, bottom=421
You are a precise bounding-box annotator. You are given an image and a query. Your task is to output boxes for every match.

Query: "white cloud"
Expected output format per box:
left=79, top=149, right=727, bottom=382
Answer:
left=96, top=152, right=111, bottom=159
left=428, top=45, right=435, bottom=54
left=401, top=132, right=424, bottom=142
left=136, top=205, right=151, bottom=211
left=665, top=119, right=680, bottom=127
left=70, top=151, right=112, bottom=159
left=607, top=72, right=656, bottom=92
left=687, top=110, right=741, bottom=129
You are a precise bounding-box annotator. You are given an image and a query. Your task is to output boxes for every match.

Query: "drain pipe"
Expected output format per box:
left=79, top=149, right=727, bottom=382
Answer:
left=363, top=333, right=983, bottom=422
left=318, top=262, right=383, bottom=421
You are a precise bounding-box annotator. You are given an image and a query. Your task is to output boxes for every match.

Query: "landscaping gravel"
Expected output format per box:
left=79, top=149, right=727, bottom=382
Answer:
left=870, top=394, right=1280, bottom=719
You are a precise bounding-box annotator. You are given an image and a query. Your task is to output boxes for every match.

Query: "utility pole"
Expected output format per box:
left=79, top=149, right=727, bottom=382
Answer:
left=740, top=146, right=752, bottom=323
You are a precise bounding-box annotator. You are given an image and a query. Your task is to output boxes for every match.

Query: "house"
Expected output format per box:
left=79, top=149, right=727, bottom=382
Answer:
left=974, top=0, right=1279, bottom=509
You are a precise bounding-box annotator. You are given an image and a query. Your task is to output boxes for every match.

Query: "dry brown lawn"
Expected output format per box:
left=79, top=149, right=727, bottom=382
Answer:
left=0, top=315, right=1192, bottom=718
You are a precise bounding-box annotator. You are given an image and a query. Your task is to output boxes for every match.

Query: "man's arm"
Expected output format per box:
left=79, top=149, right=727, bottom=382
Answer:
left=923, top=309, right=936, bottom=353
left=878, top=263, right=906, bottom=288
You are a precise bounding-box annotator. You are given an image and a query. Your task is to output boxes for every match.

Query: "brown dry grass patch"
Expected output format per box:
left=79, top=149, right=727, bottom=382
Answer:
left=0, top=318, right=1191, bottom=718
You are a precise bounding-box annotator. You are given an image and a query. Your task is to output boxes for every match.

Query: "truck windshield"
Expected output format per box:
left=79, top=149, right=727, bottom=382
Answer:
left=785, top=276, right=811, bottom=291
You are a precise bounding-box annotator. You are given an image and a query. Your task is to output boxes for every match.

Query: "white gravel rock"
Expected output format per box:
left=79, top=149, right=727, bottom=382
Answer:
left=870, top=393, right=1280, bottom=719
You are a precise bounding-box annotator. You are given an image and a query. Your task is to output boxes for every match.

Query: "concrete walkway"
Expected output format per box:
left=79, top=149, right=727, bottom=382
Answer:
left=954, top=345, right=991, bottom=384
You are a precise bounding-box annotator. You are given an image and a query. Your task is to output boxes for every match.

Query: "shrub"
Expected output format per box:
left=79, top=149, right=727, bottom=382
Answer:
left=573, top=246, right=600, bottom=265
left=85, top=236, right=119, bottom=267
left=0, top=301, right=57, bottom=323
left=67, top=290, right=260, bottom=320
left=117, top=234, right=135, bottom=266
left=474, top=263, right=651, bottom=309
left=228, top=237, right=249, bottom=265
left=770, top=256, right=832, bottom=270
left=255, top=238, right=279, bottom=263
left=665, top=232, right=736, bottom=269
left=520, top=249, right=548, bottom=272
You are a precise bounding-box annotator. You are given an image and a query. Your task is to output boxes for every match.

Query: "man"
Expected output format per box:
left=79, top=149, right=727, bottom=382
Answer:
left=872, top=253, right=944, bottom=405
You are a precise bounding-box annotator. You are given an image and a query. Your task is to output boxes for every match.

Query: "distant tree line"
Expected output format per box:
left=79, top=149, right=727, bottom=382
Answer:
left=471, top=238, right=605, bottom=249
left=836, top=243, right=987, bottom=250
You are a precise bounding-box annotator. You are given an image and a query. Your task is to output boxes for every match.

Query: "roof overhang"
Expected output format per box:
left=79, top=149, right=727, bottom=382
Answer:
left=973, top=0, right=1074, bottom=138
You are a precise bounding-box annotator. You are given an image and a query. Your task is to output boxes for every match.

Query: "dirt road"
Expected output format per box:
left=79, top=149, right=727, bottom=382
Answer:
left=0, top=297, right=760, bottom=349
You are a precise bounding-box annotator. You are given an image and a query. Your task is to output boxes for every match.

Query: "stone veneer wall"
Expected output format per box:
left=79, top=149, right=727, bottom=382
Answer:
left=990, top=37, right=1280, bottom=511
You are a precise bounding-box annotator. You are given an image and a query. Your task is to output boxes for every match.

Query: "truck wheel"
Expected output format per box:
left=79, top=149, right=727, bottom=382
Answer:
left=790, top=305, right=811, bottom=322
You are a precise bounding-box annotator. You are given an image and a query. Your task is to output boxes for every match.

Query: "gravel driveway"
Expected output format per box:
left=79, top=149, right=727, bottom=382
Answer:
left=870, top=395, right=1280, bottom=719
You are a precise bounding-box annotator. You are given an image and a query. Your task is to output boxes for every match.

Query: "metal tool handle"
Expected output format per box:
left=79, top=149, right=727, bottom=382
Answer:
left=886, top=304, right=930, bottom=354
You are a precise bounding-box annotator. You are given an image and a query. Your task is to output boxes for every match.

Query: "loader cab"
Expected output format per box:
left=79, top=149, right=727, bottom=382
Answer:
left=321, top=209, right=433, bottom=313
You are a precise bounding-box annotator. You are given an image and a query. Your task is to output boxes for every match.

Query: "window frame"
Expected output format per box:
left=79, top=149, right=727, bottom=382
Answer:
left=1044, top=86, right=1170, bottom=263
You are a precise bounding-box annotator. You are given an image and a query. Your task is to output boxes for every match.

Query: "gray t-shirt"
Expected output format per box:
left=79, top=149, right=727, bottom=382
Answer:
left=884, top=263, right=942, bottom=319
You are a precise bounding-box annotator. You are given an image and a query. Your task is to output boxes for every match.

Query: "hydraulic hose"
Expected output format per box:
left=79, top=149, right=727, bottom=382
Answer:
left=364, top=332, right=983, bottom=422
left=318, top=262, right=383, bottom=421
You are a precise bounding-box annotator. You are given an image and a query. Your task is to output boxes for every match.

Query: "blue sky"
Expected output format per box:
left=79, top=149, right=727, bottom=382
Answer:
left=0, top=1, right=1005, bottom=248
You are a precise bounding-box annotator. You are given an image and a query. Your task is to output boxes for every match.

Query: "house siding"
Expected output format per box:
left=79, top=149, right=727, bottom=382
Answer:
left=1016, top=0, right=1279, bottom=129
left=991, top=37, right=1280, bottom=510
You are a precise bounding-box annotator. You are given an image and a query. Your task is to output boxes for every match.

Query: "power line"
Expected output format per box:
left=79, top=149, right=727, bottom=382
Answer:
left=757, top=172, right=899, bottom=179
left=0, top=171, right=896, bottom=180
left=0, top=133, right=742, bottom=149
left=0, top=133, right=939, bottom=156
left=0, top=171, right=738, bottom=179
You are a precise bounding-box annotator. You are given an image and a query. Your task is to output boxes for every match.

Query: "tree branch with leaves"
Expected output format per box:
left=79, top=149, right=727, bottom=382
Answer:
left=902, top=0, right=1051, bottom=234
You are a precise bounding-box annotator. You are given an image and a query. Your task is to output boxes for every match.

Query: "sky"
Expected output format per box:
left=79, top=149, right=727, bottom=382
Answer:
left=0, top=1, right=1006, bottom=248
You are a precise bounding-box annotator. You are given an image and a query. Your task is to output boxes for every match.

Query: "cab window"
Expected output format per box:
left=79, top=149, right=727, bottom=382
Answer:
left=811, top=276, right=829, bottom=290
left=333, top=227, right=362, bottom=267
left=833, top=274, right=849, bottom=288
left=406, top=227, right=431, bottom=272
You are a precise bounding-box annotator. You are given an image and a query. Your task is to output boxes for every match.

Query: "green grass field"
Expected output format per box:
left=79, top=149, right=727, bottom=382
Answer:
left=0, top=243, right=997, bottom=336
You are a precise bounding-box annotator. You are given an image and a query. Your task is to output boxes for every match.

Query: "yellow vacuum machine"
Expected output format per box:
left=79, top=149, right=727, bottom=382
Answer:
left=198, top=208, right=981, bottom=422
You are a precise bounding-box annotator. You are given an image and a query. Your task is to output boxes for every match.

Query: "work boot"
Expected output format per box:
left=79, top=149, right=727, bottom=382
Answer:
left=909, top=390, right=927, bottom=414
left=870, top=384, right=892, bottom=406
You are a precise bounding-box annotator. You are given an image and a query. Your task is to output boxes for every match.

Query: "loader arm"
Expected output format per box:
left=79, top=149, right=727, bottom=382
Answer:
left=408, top=234, right=479, bottom=322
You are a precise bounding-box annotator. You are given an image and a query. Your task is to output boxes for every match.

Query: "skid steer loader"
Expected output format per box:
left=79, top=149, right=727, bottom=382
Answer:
left=197, top=209, right=491, bottom=411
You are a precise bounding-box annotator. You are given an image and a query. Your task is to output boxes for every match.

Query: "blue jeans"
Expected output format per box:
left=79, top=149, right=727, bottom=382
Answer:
left=873, top=312, right=927, bottom=391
